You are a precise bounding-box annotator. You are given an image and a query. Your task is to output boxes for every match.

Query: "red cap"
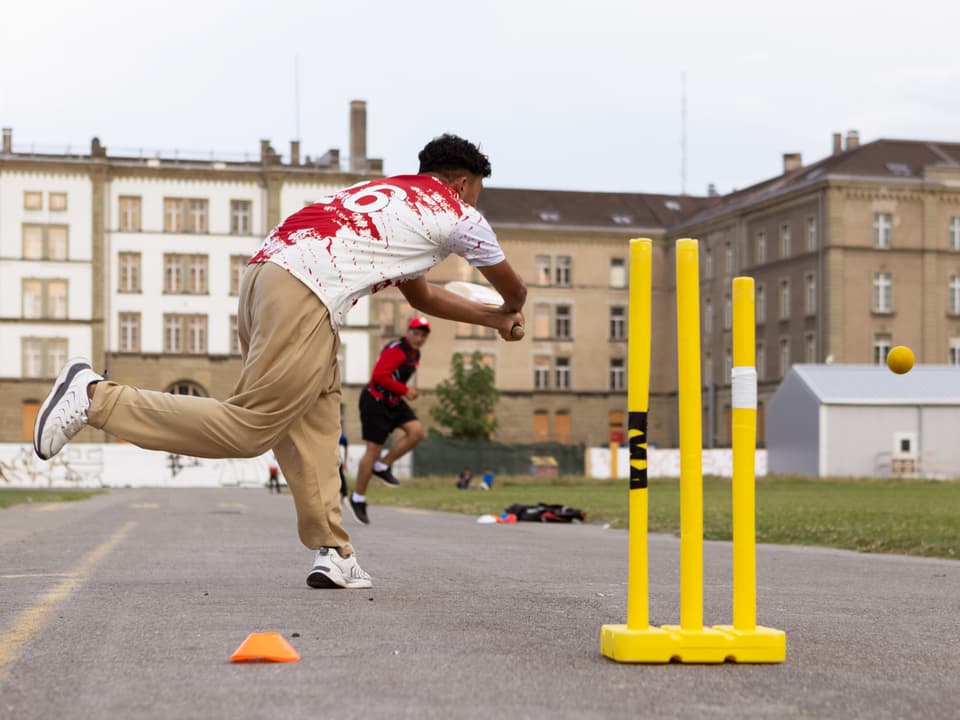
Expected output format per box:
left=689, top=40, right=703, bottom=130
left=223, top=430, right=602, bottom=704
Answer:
left=408, top=316, right=431, bottom=332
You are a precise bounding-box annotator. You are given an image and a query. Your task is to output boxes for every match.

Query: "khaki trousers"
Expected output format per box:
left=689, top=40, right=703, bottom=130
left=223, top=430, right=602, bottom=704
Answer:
left=87, top=263, right=352, bottom=556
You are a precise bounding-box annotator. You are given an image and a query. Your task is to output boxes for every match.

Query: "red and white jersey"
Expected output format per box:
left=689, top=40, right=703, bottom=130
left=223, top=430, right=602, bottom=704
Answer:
left=250, top=175, right=504, bottom=329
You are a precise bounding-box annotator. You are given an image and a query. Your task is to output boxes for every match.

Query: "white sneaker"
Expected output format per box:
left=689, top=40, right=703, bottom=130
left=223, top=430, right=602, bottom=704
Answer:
left=34, top=358, right=104, bottom=460
left=306, top=547, right=372, bottom=589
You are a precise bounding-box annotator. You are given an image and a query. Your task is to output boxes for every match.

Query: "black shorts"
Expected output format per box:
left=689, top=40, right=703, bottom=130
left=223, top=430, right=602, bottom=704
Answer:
left=359, top=388, right=418, bottom=445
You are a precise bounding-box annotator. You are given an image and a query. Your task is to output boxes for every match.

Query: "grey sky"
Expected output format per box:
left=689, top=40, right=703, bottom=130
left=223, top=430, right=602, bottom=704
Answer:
left=2, top=0, right=958, bottom=196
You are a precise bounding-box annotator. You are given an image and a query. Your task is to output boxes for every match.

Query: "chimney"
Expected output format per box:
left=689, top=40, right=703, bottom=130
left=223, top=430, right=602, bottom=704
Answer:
left=782, top=152, right=802, bottom=173
left=845, top=130, right=860, bottom=150
left=832, top=132, right=843, bottom=155
left=2, top=127, right=11, bottom=154
left=290, top=140, right=300, bottom=166
left=707, top=182, right=719, bottom=197
left=349, top=100, right=367, bottom=172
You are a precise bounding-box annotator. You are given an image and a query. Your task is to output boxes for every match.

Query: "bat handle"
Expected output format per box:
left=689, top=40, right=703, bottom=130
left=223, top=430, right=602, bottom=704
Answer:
left=510, top=324, right=525, bottom=340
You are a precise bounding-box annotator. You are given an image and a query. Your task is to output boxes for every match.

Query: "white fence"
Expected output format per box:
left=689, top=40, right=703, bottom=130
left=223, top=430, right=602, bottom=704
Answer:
left=0, top=443, right=411, bottom=489
left=0, top=442, right=757, bottom=488
left=585, top=446, right=767, bottom=479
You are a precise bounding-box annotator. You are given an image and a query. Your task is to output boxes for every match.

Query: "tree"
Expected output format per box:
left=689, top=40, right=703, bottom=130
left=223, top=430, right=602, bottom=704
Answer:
left=429, top=351, right=499, bottom=439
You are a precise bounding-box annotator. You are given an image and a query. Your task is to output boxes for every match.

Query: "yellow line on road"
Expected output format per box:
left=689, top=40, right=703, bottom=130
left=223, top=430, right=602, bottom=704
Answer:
left=0, top=520, right=137, bottom=683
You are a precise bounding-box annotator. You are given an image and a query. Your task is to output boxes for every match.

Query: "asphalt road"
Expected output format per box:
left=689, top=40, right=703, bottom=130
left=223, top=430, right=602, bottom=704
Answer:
left=1, top=488, right=958, bottom=720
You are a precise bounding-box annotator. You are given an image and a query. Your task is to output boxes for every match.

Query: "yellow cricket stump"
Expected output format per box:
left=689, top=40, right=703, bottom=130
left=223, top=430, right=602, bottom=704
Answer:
left=600, top=238, right=785, bottom=664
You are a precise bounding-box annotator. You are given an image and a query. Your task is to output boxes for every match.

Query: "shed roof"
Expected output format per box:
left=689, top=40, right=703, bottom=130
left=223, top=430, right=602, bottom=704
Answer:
left=788, top=365, right=960, bottom=405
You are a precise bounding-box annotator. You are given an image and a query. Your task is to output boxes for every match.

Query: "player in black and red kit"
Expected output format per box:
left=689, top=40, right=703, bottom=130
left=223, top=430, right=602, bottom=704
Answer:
left=349, top=316, right=431, bottom=524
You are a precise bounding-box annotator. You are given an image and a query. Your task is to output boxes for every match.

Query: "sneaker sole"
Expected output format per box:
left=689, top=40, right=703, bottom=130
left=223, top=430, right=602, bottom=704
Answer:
left=306, top=568, right=345, bottom=589
left=376, top=477, right=400, bottom=488
left=342, top=578, right=373, bottom=589
left=34, top=358, right=91, bottom=459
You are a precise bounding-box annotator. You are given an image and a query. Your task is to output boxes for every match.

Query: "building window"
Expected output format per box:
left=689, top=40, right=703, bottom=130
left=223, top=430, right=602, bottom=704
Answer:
left=165, top=381, right=208, bottom=397
left=21, top=401, right=40, bottom=443
left=164, top=198, right=209, bottom=233
left=704, top=246, right=713, bottom=278
left=230, top=315, right=240, bottom=355
left=533, top=410, right=549, bottom=442
left=780, top=223, right=792, bottom=257
left=756, top=231, right=766, bottom=264
left=723, top=293, right=732, bottom=330
left=779, top=279, right=791, bottom=320
left=119, top=196, right=142, bottom=231
left=118, top=252, right=141, bottom=293
left=873, top=335, right=892, bottom=365
left=163, top=314, right=207, bottom=354
left=164, top=254, right=208, bottom=294
left=231, top=200, right=252, bottom=235
left=609, top=358, right=625, bottom=391
left=756, top=342, right=765, bottom=380
left=805, top=333, right=816, bottom=363
left=22, top=279, right=68, bottom=319
left=610, top=306, right=626, bottom=340
left=806, top=216, right=817, bottom=251
left=533, top=355, right=550, bottom=389
left=949, top=338, right=960, bottom=365
left=704, top=352, right=713, bottom=386
left=873, top=272, right=893, bottom=313
left=873, top=212, right=892, bottom=249
left=805, top=273, right=816, bottom=315
left=24, top=191, right=42, bottom=210
left=724, top=242, right=734, bottom=275
left=49, top=192, right=67, bottom=211
left=535, top=255, right=551, bottom=285
left=949, top=275, right=960, bottom=315
left=724, top=350, right=732, bottom=379
left=704, top=298, right=713, bottom=336
left=230, top=255, right=249, bottom=295
left=756, top=284, right=766, bottom=324
left=950, top=216, right=960, bottom=252
left=779, top=338, right=790, bottom=377
left=555, top=357, right=571, bottom=390
left=22, top=224, right=68, bottom=260
left=608, top=410, right=625, bottom=444
left=555, top=305, right=572, bottom=339
left=22, top=337, right=68, bottom=378
left=555, top=255, right=571, bottom=287
left=188, top=199, right=208, bottom=233
left=118, top=312, right=141, bottom=352
left=533, top=304, right=551, bottom=339
left=164, top=198, right=184, bottom=232
left=610, top=257, right=626, bottom=287
left=555, top=410, right=572, bottom=444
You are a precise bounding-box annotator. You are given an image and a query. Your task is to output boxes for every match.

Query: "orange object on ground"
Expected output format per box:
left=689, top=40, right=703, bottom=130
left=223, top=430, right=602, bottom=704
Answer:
left=230, top=632, right=301, bottom=663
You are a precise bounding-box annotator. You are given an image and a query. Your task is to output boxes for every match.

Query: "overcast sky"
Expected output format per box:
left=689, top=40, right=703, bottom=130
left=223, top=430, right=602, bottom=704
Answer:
left=3, top=1, right=958, bottom=196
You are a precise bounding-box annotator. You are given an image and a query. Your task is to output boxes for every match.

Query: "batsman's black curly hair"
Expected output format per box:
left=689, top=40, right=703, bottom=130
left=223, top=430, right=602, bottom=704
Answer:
left=418, top=134, right=492, bottom=178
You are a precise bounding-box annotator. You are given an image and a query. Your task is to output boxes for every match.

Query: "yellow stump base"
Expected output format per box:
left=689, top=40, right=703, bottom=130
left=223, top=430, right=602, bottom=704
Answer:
left=600, top=623, right=785, bottom=664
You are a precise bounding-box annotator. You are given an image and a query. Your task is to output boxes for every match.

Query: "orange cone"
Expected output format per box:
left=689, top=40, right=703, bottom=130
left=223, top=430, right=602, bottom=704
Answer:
left=230, top=632, right=301, bottom=663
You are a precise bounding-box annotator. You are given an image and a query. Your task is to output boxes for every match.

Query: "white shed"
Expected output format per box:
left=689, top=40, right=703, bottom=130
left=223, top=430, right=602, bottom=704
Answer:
left=765, top=365, right=960, bottom=478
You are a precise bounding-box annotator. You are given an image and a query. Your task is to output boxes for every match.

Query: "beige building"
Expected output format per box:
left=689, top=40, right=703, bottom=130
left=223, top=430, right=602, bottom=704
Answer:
left=3, top=120, right=960, bottom=451
left=667, top=131, right=960, bottom=447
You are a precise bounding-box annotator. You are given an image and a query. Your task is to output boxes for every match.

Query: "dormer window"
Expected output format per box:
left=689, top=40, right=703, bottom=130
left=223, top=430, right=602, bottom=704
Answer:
left=664, top=200, right=681, bottom=211
left=538, top=210, right=560, bottom=222
left=611, top=213, right=632, bottom=225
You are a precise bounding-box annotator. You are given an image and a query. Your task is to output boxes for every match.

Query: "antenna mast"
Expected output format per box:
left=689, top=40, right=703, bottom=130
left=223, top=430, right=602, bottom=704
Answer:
left=681, top=71, right=687, bottom=196
left=294, top=54, right=301, bottom=141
